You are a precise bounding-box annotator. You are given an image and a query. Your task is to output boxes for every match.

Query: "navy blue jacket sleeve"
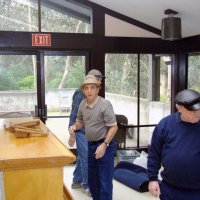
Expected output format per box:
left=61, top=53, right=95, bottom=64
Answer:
left=147, top=125, right=163, bottom=181
left=68, top=89, right=85, bottom=127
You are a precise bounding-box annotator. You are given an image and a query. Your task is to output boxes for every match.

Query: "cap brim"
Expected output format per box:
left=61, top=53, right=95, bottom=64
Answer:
left=95, top=75, right=106, bottom=78
left=81, top=82, right=100, bottom=89
left=184, top=102, right=200, bottom=111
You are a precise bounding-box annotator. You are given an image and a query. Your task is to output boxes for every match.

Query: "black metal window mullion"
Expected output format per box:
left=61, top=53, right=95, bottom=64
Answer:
left=137, top=54, right=140, bottom=148
left=36, top=51, right=46, bottom=123
left=38, top=0, right=41, bottom=32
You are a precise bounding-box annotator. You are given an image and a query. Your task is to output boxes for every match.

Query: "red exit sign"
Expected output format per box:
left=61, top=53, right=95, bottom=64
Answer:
left=32, top=34, right=51, bottom=46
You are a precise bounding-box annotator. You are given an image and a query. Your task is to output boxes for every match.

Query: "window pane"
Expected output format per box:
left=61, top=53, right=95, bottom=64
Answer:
left=105, top=53, right=171, bottom=148
left=139, top=54, right=151, bottom=125
left=0, top=54, right=37, bottom=117
left=105, top=54, right=138, bottom=125
left=145, top=55, right=171, bottom=147
left=140, top=55, right=171, bottom=125
left=188, top=55, right=200, bottom=92
left=41, top=0, right=92, bottom=33
left=0, top=0, right=38, bottom=31
left=44, top=55, right=85, bottom=117
left=121, top=127, right=152, bottom=148
left=139, top=127, right=153, bottom=147
left=126, top=127, right=137, bottom=148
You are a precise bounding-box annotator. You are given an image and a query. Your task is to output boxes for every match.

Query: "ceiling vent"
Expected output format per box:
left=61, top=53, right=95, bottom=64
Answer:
left=161, top=9, right=182, bottom=41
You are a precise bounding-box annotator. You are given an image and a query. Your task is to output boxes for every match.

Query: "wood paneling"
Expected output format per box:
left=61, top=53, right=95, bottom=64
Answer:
left=4, top=168, right=63, bottom=200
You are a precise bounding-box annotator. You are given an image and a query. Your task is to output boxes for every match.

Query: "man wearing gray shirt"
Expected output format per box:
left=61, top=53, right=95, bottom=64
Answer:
left=69, top=74, right=118, bottom=200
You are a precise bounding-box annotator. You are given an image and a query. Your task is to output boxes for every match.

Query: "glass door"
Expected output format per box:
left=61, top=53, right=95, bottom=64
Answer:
left=0, top=52, right=37, bottom=118
left=0, top=50, right=88, bottom=148
left=44, top=51, right=87, bottom=147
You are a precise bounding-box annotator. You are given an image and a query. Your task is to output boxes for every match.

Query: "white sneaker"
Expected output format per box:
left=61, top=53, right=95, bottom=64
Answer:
left=82, top=188, right=92, bottom=197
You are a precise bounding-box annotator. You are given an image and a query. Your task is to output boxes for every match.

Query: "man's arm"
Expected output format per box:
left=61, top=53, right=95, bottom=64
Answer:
left=68, top=120, right=84, bottom=147
left=69, top=120, right=84, bottom=135
left=104, top=125, right=118, bottom=145
left=95, top=125, right=118, bottom=159
left=68, top=90, right=85, bottom=147
left=147, top=125, right=163, bottom=197
left=68, top=89, right=85, bottom=127
left=147, top=125, right=162, bottom=181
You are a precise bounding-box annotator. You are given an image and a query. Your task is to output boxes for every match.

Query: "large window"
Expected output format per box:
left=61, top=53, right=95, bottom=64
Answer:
left=41, top=0, right=92, bottom=33
left=44, top=53, right=86, bottom=117
left=105, top=54, right=171, bottom=148
left=44, top=53, right=86, bottom=146
left=0, top=0, right=38, bottom=31
left=0, top=0, right=92, bottom=33
left=188, top=54, right=200, bottom=92
left=0, top=53, right=37, bottom=117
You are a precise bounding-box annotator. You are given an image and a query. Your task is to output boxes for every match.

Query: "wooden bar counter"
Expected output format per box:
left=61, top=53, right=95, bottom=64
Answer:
left=0, top=118, right=76, bottom=200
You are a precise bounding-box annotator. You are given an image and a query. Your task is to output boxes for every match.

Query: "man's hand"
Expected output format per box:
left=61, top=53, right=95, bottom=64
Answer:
left=148, top=181, right=160, bottom=197
left=69, top=125, right=76, bottom=135
left=68, top=134, right=76, bottom=147
left=95, top=143, right=107, bottom=159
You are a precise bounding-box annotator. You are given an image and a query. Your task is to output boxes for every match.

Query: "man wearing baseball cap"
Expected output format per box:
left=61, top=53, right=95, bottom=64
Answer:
left=69, top=74, right=118, bottom=200
left=88, top=69, right=106, bottom=78
left=68, top=69, right=105, bottom=197
left=147, top=89, right=200, bottom=200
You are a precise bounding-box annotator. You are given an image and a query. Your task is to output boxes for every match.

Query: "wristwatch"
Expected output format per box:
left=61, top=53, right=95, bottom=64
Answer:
left=103, top=141, right=109, bottom=147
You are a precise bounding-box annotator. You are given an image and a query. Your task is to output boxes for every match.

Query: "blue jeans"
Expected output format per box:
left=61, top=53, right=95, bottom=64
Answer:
left=88, top=141, right=117, bottom=200
left=73, top=131, right=88, bottom=189
left=160, top=180, right=200, bottom=200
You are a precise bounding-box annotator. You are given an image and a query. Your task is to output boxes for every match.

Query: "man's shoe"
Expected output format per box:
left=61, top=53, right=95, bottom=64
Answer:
left=82, top=188, right=92, bottom=197
left=71, top=182, right=82, bottom=189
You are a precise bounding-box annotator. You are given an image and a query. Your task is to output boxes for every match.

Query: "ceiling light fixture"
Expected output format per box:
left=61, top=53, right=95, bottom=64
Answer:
left=161, top=9, right=182, bottom=41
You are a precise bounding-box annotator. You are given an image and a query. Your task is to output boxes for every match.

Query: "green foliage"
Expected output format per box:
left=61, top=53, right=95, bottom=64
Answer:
left=0, top=0, right=90, bottom=32
left=105, top=54, right=140, bottom=97
left=44, top=55, right=85, bottom=89
left=47, top=74, right=62, bottom=89
left=67, top=64, right=84, bottom=88
left=0, top=55, right=35, bottom=91
left=17, top=75, right=34, bottom=89
left=0, top=0, right=38, bottom=31
left=0, top=68, right=17, bottom=90
left=188, top=55, right=200, bottom=92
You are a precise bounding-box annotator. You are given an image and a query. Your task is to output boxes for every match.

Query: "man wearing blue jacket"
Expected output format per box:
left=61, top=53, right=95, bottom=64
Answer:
left=147, top=89, right=200, bottom=200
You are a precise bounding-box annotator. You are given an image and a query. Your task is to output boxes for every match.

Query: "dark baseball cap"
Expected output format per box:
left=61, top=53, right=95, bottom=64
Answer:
left=175, top=89, right=200, bottom=111
left=88, top=69, right=105, bottom=78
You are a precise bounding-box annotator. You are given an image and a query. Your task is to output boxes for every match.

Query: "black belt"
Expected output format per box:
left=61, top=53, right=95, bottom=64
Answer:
left=88, top=138, right=105, bottom=145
